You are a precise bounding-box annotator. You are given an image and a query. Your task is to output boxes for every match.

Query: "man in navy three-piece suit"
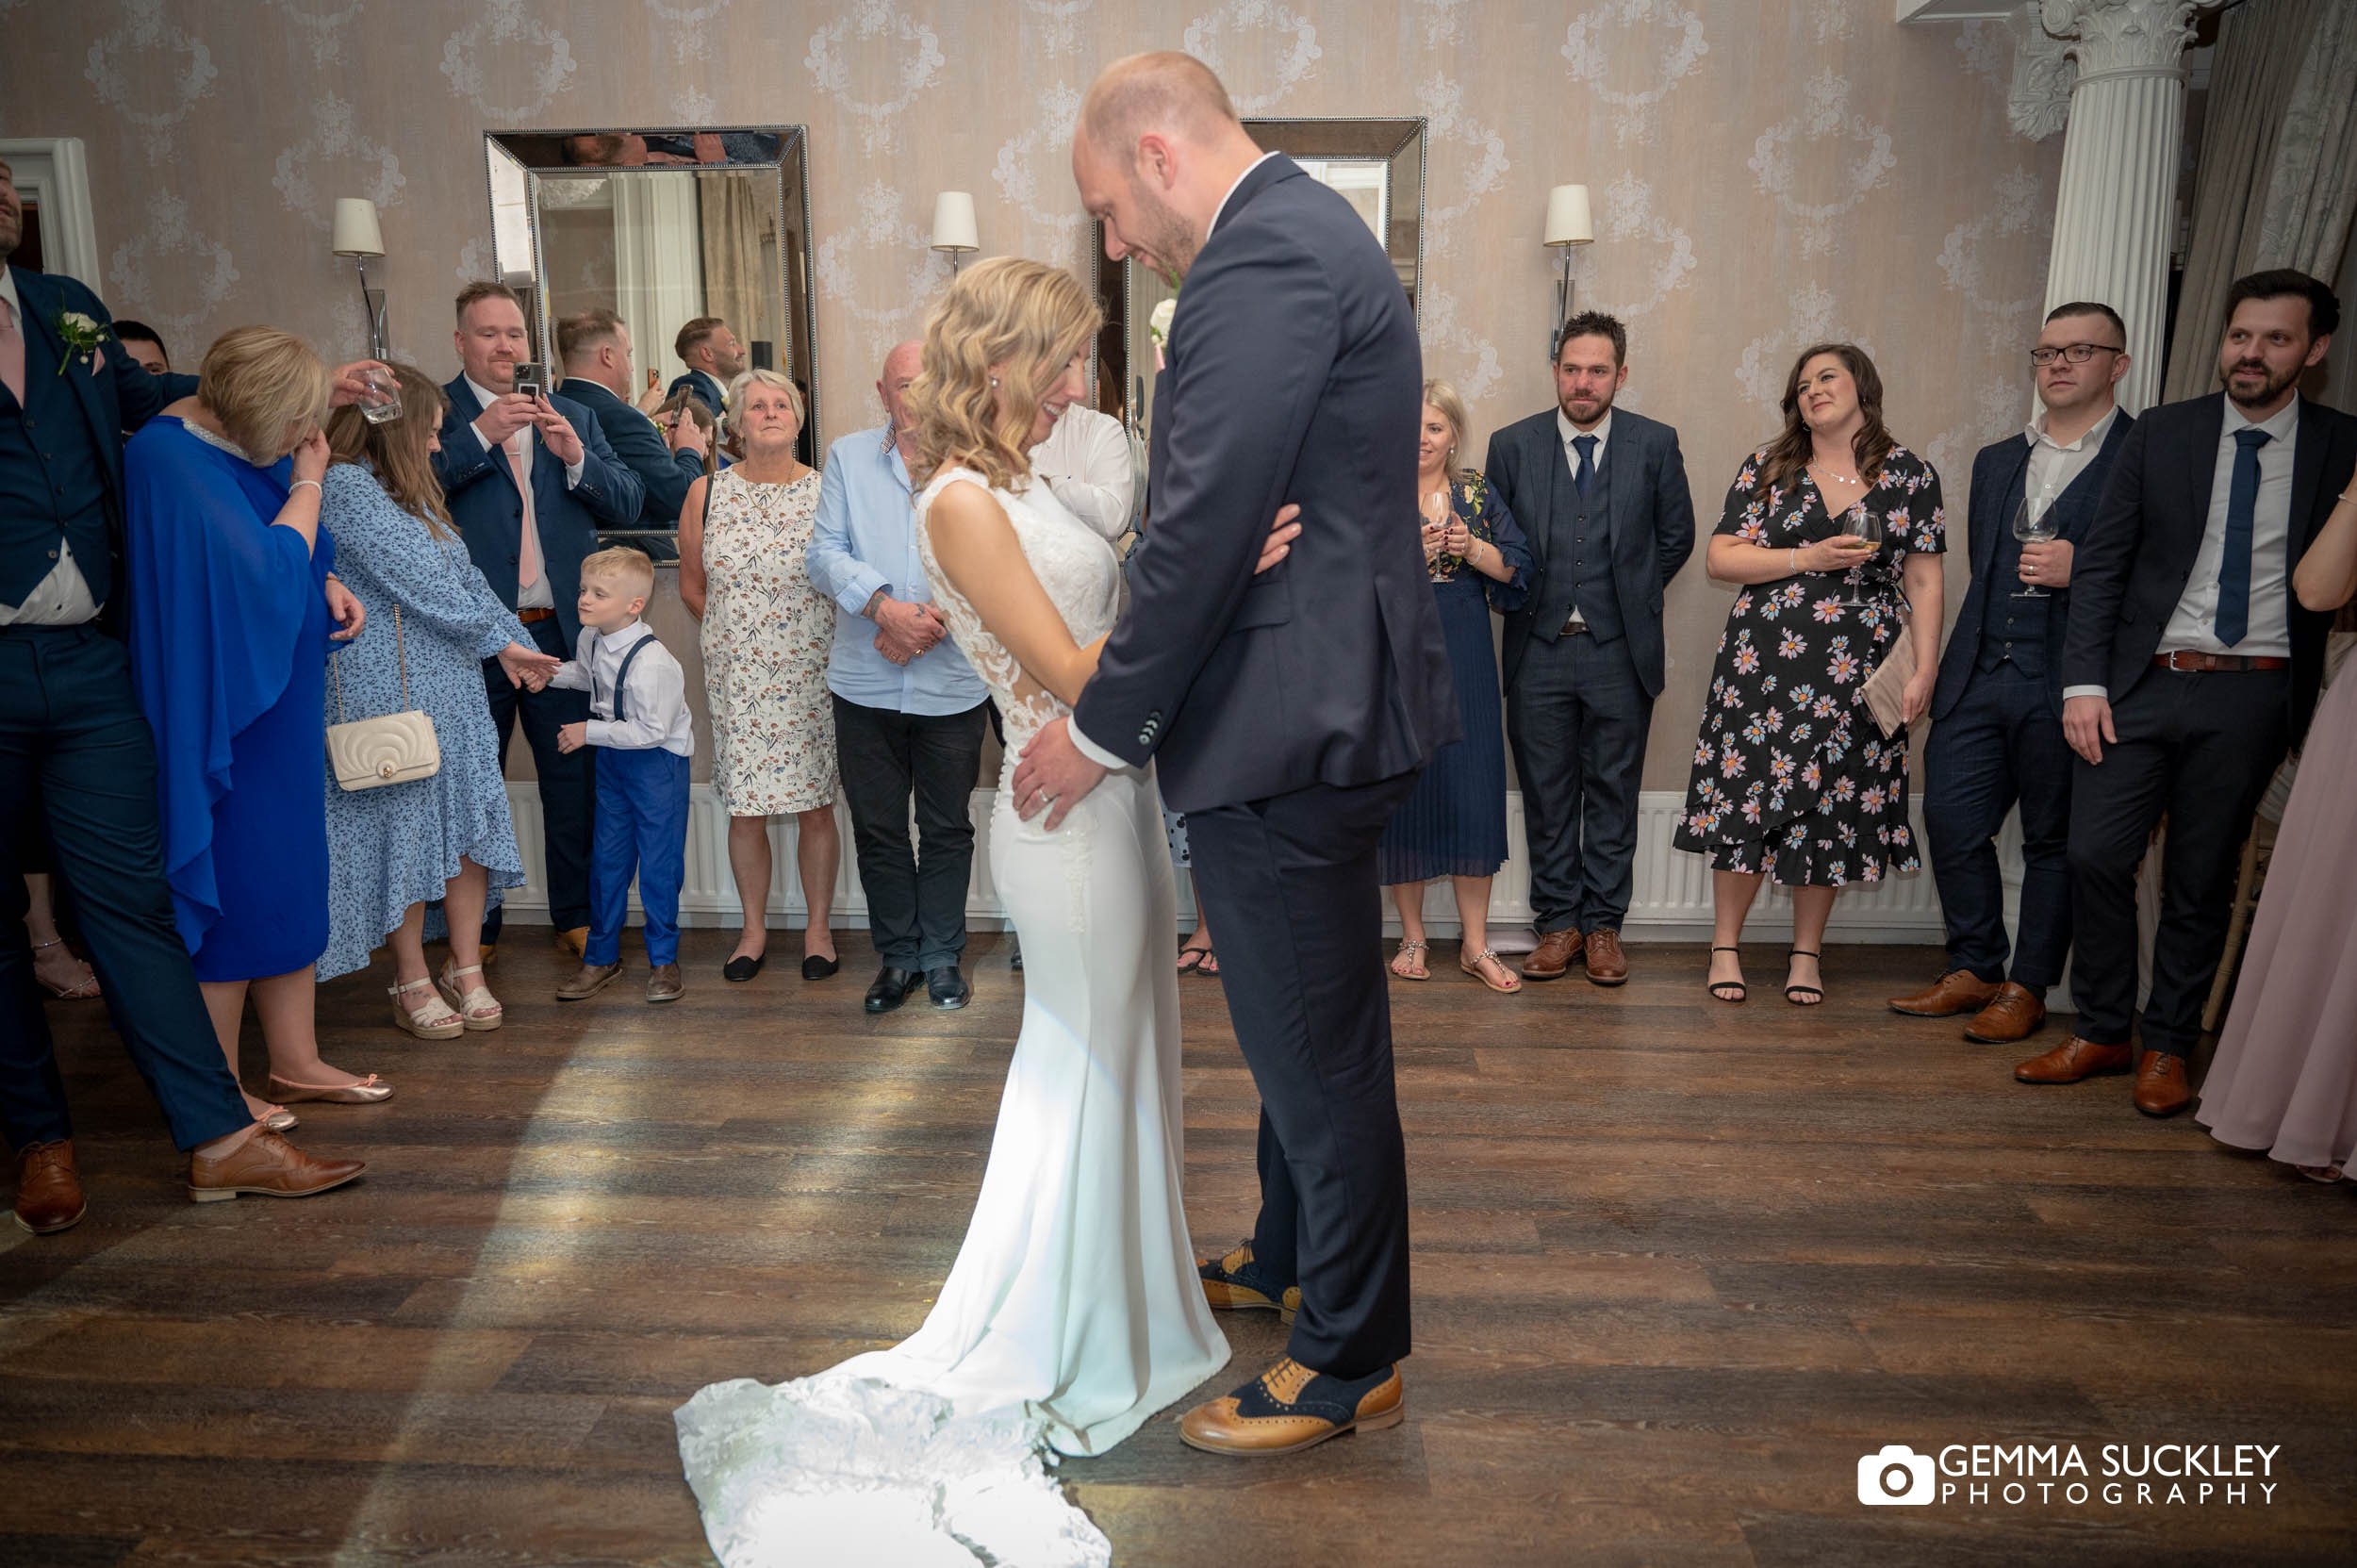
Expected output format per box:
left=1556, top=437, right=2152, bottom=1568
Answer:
left=0, top=156, right=368, bottom=1230
left=433, top=280, right=643, bottom=956
left=1017, top=54, right=1458, bottom=1458
left=1888, top=301, right=2134, bottom=1046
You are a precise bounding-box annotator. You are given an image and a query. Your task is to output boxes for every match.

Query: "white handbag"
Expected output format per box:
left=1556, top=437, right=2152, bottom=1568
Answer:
left=326, top=602, right=441, bottom=791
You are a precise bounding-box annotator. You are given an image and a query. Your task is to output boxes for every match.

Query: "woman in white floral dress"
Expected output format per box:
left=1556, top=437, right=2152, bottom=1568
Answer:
left=681, top=371, right=839, bottom=982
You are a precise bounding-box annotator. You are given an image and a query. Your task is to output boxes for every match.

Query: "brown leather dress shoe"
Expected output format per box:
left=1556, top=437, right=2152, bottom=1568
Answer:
left=557, top=962, right=623, bottom=1000
left=647, top=964, right=684, bottom=1003
left=1887, top=969, right=2001, bottom=1017
left=1198, top=1242, right=1300, bottom=1325
left=187, top=1130, right=365, bottom=1203
left=1178, top=1356, right=1404, bottom=1456
left=1964, top=982, right=2047, bottom=1044
left=2133, top=1051, right=2194, bottom=1117
left=1584, top=928, right=1630, bottom=986
left=1521, top=929, right=1583, bottom=982
left=13, top=1140, right=86, bottom=1234
left=2015, top=1036, right=2134, bottom=1083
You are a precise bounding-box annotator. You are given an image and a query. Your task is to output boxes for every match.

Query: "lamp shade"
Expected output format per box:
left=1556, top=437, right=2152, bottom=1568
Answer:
left=330, top=197, right=386, bottom=257
left=931, top=191, right=980, bottom=255
left=1542, top=184, right=1592, bottom=248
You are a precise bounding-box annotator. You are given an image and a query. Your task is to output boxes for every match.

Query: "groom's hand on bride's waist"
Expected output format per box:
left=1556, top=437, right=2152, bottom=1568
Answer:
left=1012, top=717, right=1107, bottom=832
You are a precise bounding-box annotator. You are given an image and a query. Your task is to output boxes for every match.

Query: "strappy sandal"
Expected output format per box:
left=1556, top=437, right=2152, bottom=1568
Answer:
left=1707, top=945, right=1747, bottom=1004
left=31, top=938, right=101, bottom=1000
left=1785, top=949, right=1824, bottom=1007
left=389, top=976, right=464, bottom=1040
left=1177, top=938, right=1213, bottom=976
left=1389, top=939, right=1429, bottom=981
left=2298, top=1164, right=2345, bottom=1184
left=1459, top=949, right=1523, bottom=994
left=437, top=959, right=504, bottom=1031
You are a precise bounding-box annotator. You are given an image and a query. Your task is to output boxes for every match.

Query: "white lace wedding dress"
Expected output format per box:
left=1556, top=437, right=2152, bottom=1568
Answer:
left=676, top=467, right=1228, bottom=1568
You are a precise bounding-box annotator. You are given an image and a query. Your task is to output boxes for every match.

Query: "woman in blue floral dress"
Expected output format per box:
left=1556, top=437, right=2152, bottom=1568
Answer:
left=318, top=365, right=558, bottom=1035
left=1674, top=344, right=1945, bottom=1007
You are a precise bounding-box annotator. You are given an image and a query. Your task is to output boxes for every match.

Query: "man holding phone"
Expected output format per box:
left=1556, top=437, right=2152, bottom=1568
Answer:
left=437, top=281, right=645, bottom=958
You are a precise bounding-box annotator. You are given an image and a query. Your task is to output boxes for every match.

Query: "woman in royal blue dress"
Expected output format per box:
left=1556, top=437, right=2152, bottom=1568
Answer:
left=123, top=326, right=393, bottom=1117
left=1379, top=380, right=1531, bottom=995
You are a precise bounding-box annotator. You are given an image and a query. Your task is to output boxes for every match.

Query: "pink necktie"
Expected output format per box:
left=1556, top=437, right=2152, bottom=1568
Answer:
left=506, top=433, right=543, bottom=590
left=0, top=299, right=25, bottom=407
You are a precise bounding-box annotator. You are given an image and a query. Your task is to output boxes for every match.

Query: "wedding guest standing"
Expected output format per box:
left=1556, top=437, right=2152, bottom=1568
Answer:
left=435, top=281, right=643, bottom=960
left=1891, top=303, right=2133, bottom=1045
left=317, top=363, right=558, bottom=1035
left=124, top=326, right=392, bottom=1112
left=1674, top=343, right=1944, bottom=1007
left=1484, top=313, right=1694, bottom=987
left=807, top=342, right=989, bottom=1015
left=557, top=307, right=710, bottom=532
left=669, top=317, right=744, bottom=421
left=2198, top=470, right=2357, bottom=1179
left=1030, top=400, right=1136, bottom=542
left=1381, top=381, right=1529, bottom=994
left=112, top=319, right=169, bottom=374
left=681, top=369, right=839, bottom=982
left=2028, top=271, right=2357, bottom=1117
left=1, top=168, right=367, bottom=1227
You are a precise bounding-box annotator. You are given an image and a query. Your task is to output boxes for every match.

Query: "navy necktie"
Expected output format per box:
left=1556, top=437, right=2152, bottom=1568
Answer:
left=1572, top=434, right=1597, bottom=501
left=2214, top=426, right=2270, bottom=648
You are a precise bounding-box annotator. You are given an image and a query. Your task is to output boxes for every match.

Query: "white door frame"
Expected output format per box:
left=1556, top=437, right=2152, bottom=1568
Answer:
left=0, top=138, right=100, bottom=285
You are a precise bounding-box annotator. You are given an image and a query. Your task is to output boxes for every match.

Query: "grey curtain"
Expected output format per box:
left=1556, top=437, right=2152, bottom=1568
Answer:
left=2163, top=0, right=2357, bottom=401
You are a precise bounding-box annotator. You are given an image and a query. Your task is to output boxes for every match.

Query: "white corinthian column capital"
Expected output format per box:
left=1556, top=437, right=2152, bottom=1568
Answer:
left=2039, top=0, right=2206, bottom=81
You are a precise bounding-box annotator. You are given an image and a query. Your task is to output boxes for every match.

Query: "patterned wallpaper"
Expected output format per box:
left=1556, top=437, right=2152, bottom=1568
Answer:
left=0, top=0, right=2061, bottom=787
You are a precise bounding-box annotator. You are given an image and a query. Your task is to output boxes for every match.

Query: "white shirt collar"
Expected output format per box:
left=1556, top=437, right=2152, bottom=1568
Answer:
left=1207, top=151, right=1281, bottom=240
left=2024, top=403, right=2119, bottom=454
left=2225, top=393, right=2301, bottom=443
left=0, top=264, right=19, bottom=325
left=595, top=619, right=653, bottom=653
left=1557, top=406, right=1613, bottom=450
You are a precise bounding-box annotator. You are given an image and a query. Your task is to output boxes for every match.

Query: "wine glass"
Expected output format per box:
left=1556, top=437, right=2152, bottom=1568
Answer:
left=2012, top=495, right=2055, bottom=598
left=1838, top=504, right=1884, bottom=609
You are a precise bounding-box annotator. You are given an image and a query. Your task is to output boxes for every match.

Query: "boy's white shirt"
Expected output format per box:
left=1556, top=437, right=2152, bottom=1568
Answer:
left=551, top=618, right=696, bottom=756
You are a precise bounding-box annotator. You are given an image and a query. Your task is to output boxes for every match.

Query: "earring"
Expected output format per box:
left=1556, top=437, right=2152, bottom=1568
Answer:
left=989, top=376, right=999, bottom=388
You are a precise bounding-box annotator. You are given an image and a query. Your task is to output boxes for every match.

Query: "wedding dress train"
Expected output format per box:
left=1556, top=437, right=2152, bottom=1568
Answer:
left=676, top=467, right=1228, bottom=1567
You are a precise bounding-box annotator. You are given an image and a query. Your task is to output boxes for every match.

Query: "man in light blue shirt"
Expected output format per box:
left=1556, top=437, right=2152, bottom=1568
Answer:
left=806, top=341, right=989, bottom=1015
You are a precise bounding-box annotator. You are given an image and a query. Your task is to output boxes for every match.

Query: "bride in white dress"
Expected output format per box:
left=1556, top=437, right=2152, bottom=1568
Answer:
left=677, top=258, right=1297, bottom=1568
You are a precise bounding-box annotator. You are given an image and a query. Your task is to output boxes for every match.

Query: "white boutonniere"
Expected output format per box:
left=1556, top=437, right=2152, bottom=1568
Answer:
left=54, top=310, right=109, bottom=375
left=1146, top=296, right=1177, bottom=347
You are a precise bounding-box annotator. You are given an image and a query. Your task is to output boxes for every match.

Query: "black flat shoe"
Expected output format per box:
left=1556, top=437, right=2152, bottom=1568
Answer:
left=927, top=964, right=971, bottom=1010
left=865, top=966, right=919, bottom=1014
left=722, top=953, right=765, bottom=982
left=801, top=952, right=839, bottom=981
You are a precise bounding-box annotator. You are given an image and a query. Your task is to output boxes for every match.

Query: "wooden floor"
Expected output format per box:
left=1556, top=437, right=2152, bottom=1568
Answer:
left=4, top=931, right=2352, bottom=1567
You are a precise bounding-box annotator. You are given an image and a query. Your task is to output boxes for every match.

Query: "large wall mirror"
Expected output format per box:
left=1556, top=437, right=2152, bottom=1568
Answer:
left=484, top=126, right=819, bottom=502
left=1092, top=118, right=1426, bottom=445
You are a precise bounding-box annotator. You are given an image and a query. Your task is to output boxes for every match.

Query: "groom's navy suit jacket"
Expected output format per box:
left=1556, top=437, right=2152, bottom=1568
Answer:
left=1074, top=156, right=1457, bottom=814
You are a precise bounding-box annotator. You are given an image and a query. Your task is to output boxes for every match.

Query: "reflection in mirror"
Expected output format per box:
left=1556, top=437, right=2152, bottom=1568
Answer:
left=1093, top=118, right=1425, bottom=453
left=483, top=126, right=816, bottom=553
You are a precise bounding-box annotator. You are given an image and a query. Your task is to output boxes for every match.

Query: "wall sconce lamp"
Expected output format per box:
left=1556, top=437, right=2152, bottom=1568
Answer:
left=330, top=197, right=388, bottom=360
left=1543, top=184, right=1593, bottom=354
left=931, top=191, right=980, bottom=275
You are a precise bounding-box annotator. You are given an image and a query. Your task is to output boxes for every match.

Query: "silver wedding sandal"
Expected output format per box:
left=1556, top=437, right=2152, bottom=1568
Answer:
left=437, top=959, right=504, bottom=1032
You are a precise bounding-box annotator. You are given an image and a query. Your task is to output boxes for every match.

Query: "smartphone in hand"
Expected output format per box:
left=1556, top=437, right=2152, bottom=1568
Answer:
left=512, top=361, right=547, bottom=400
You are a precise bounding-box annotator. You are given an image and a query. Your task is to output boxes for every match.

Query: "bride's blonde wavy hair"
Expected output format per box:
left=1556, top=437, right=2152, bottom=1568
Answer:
left=908, top=256, right=1102, bottom=492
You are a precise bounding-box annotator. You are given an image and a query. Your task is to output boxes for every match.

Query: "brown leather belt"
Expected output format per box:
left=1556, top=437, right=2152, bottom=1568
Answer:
left=517, top=606, right=556, bottom=623
left=2151, top=650, right=2287, bottom=673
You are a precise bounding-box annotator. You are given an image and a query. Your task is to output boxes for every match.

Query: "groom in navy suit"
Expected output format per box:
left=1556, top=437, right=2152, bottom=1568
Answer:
left=0, top=157, right=368, bottom=1227
left=1018, top=54, right=1456, bottom=1456
left=435, top=281, right=642, bottom=955
left=1892, top=302, right=2133, bottom=1047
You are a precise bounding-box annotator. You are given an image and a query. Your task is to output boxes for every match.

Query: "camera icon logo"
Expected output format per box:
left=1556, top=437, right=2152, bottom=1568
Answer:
left=1857, top=1444, right=1937, bottom=1506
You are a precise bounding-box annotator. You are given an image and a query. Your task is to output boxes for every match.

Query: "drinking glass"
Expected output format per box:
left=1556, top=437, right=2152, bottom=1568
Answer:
left=2012, top=495, right=2055, bottom=598
left=1838, top=505, right=1884, bottom=609
left=356, top=367, right=403, bottom=426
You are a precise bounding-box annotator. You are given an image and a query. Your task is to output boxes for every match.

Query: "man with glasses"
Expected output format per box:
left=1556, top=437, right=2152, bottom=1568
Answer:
left=1890, top=302, right=2132, bottom=1046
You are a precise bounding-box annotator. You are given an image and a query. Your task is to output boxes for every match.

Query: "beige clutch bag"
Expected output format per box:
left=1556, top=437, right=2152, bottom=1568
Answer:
left=327, top=603, right=441, bottom=791
left=1861, top=613, right=1920, bottom=739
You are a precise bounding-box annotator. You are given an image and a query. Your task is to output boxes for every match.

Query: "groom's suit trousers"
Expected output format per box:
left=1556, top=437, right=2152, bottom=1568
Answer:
left=1186, top=768, right=1420, bottom=1378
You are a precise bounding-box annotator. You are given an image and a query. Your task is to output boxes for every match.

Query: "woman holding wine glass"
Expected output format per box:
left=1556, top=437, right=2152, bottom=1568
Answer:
left=1673, top=343, right=1946, bottom=1005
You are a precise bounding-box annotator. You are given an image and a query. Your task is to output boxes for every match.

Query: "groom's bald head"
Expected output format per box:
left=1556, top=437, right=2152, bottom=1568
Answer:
left=1078, top=52, right=1240, bottom=165
left=1074, top=53, right=1262, bottom=284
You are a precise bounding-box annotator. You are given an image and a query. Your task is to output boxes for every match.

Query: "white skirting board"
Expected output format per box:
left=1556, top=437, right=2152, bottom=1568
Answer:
left=498, top=784, right=2035, bottom=947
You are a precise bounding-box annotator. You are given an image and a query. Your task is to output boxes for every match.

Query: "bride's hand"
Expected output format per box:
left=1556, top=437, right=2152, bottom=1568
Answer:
left=1257, top=503, right=1302, bottom=574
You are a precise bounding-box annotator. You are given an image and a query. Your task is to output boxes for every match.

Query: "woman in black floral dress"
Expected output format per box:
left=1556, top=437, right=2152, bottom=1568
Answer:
left=1674, top=343, right=1946, bottom=1006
